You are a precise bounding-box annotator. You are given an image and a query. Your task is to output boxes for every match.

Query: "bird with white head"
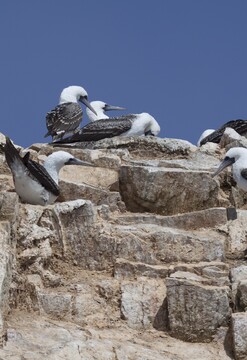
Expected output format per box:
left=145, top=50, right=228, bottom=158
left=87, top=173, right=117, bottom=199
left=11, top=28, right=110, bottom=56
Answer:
left=45, top=85, right=97, bottom=141
left=4, top=136, right=94, bottom=205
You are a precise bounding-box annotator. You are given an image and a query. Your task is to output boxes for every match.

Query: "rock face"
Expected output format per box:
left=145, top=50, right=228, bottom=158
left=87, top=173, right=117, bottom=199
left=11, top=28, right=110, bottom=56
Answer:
left=1, top=134, right=247, bottom=359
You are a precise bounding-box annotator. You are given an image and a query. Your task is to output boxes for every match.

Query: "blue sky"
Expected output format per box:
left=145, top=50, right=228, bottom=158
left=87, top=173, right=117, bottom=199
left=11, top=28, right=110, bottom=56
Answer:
left=1, top=0, right=247, bottom=147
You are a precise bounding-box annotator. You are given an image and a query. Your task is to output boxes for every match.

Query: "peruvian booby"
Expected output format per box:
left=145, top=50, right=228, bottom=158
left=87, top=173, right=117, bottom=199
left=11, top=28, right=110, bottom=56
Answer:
left=45, top=86, right=97, bottom=141
left=4, top=136, right=93, bottom=205
left=86, top=101, right=126, bottom=121
left=199, top=120, right=247, bottom=146
left=213, top=147, right=247, bottom=191
left=197, top=129, right=215, bottom=147
left=52, top=113, right=161, bottom=144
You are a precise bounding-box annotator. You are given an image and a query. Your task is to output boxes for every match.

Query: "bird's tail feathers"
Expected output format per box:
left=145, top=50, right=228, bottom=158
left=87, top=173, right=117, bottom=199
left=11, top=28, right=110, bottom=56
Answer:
left=4, top=136, right=25, bottom=172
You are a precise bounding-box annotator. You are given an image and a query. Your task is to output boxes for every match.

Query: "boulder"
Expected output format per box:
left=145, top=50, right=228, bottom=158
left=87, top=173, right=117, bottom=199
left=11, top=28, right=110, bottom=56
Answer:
left=166, top=271, right=231, bottom=342
left=119, top=166, right=229, bottom=215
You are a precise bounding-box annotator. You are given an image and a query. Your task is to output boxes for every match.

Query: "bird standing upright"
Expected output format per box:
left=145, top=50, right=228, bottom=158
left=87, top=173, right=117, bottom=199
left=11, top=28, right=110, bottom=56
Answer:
left=45, top=86, right=97, bottom=141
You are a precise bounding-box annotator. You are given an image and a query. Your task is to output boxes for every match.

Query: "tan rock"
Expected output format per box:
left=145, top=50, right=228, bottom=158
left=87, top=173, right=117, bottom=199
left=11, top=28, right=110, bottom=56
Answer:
left=119, top=166, right=229, bottom=215
left=60, top=165, right=119, bottom=189
left=232, top=313, right=247, bottom=360
left=166, top=271, right=231, bottom=342
left=0, top=222, right=14, bottom=344
left=120, top=278, right=167, bottom=330
left=116, top=207, right=230, bottom=230
left=58, top=179, right=125, bottom=212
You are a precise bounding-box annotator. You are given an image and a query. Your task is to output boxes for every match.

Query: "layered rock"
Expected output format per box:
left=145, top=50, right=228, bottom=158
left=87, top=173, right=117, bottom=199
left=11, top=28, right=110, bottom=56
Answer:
left=0, top=134, right=247, bottom=359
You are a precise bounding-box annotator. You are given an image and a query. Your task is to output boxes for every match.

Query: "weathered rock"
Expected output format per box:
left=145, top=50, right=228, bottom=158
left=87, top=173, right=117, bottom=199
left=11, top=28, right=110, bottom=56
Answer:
left=0, top=312, right=231, bottom=360
left=232, top=312, right=247, bottom=360
left=116, top=207, right=230, bottom=230
left=222, top=210, right=247, bottom=258
left=114, top=258, right=170, bottom=279
left=119, top=165, right=229, bottom=215
left=60, top=165, right=119, bottom=189
left=0, top=192, right=19, bottom=229
left=166, top=271, right=231, bottom=342
left=0, top=222, right=15, bottom=344
left=120, top=278, right=167, bottom=330
left=51, top=136, right=196, bottom=158
left=230, top=265, right=247, bottom=310
left=58, top=179, right=125, bottom=211
left=148, top=226, right=225, bottom=263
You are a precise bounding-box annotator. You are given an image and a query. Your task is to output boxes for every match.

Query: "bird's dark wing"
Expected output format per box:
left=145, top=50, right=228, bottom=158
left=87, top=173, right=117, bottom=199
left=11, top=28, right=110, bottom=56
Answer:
left=241, top=168, right=247, bottom=181
left=53, top=117, right=133, bottom=143
left=25, top=159, right=60, bottom=196
left=4, top=136, right=24, bottom=171
left=4, top=137, right=59, bottom=196
left=200, top=119, right=247, bottom=145
left=45, top=102, right=83, bottom=137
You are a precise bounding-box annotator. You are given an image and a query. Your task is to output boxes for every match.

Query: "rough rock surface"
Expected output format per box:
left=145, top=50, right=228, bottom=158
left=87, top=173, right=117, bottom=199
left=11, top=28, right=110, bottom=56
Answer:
left=1, top=133, right=247, bottom=358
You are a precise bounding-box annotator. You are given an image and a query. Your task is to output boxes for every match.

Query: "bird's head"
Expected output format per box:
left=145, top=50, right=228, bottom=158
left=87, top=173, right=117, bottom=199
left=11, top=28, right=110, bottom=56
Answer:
left=86, top=100, right=126, bottom=121
left=213, top=147, right=247, bottom=177
left=45, top=150, right=94, bottom=172
left=59, top=85, right=97, bottom=115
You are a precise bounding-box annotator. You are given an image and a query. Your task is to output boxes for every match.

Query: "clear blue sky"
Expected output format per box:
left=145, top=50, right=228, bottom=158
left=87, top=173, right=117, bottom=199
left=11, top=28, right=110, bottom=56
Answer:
left=1, top=0, right=247, bottom=147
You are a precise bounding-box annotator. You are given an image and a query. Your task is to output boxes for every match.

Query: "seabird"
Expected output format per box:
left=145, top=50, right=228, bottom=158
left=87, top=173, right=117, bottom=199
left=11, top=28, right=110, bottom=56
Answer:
left=197, top=129, right=215, bottom=147
left=86, top=101, right=126, bottom=121
left=45, top=85, right=97, bottom=141
left=213, top=147, right=247, bottom=191
left=52, top=113, right=161, bottom=143
left=199, top=120, right=247, bottom=146
left=4, top=136, right=93, bottom=205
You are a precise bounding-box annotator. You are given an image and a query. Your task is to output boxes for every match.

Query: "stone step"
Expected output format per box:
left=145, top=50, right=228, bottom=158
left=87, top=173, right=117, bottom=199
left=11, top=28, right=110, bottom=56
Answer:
left=113, top=207, right=231, bottom=230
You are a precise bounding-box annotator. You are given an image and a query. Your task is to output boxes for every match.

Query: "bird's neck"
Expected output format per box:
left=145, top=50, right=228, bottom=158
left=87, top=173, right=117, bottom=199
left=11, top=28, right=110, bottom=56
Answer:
left=43, top=159, right=63, bottom=184
left=87, top=108, right=109, bottom=121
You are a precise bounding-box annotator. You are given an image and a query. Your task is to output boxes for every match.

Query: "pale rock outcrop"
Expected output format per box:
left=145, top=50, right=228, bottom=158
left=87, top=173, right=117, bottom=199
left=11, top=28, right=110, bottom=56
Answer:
left=1, top=133, right=247, bottom=358
left=166, top=271, right=231, bottom=342
left=232, top=313, right=247, bottom=360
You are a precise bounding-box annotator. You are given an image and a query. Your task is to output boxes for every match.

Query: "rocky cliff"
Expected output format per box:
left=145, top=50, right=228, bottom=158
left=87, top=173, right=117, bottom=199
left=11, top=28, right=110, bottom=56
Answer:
left=0, top=131, right=247, bottom=359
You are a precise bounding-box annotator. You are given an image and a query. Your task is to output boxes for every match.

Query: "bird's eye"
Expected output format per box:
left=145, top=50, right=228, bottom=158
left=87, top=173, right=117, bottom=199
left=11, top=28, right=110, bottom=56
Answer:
left=225, top=156, right=230, bottom=161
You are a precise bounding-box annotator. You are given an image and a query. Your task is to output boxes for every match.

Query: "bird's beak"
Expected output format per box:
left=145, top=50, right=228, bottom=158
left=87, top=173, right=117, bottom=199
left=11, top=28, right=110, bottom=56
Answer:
left=212, top=158, right=235, bottom=177
left=104, top=104, right=126, bottom=112
left=66, top=158, right=94, bottom=166
left=79, top=97, right=97, bottom=116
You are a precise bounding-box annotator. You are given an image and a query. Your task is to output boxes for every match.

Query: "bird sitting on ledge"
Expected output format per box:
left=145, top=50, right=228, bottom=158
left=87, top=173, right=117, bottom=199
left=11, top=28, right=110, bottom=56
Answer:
left=86, top=100, right=126, bottom=121
left=213, top=147, right=247, bottom=191
left=3, top=136, right=93, bottom=205
left=52, top=112, right=161, bottom=144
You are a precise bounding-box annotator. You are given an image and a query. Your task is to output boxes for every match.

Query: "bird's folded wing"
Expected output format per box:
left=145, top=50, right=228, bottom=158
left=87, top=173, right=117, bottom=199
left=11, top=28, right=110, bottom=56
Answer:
left=57, top=117, right=133, bottom=143
left=46, top=103, right=83, bottom=136
left=201, top=120, right=247, bottom=145
left=25, top=159, right=60, bottom=196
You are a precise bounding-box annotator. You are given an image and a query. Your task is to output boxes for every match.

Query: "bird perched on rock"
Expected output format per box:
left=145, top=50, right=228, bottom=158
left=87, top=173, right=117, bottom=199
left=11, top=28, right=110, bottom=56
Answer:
left=197, top=129, right=215, bottom=146
left=45, top=86, right=97, bottom=141
left=213, top=147, right=247, bottom=191
left=52, top=113, right=160, bottom=144
left=4, top=136, right=93, bottom=205
left=86, top=100, right=126, bottom=121
left=199, top=120, right=247, bottom=146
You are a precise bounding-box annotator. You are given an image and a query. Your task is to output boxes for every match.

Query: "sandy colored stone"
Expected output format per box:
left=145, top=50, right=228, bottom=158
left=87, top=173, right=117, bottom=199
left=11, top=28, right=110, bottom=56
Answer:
left=119, top=166, right=229, bottom=215
left=60, top=165, right=119, bottom=189
left=120, top=278, right=166, bottom=330
left=166, top=271, right=231, bottom=342
left=232, top=313, right=247, bottom=360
